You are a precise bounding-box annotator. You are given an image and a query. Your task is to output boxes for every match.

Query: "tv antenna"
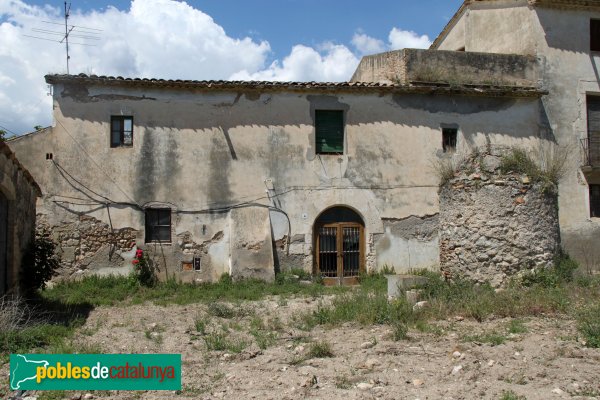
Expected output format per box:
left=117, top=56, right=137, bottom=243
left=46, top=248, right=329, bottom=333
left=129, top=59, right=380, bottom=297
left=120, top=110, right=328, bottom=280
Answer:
left=23, top=1, right=102, bottom=74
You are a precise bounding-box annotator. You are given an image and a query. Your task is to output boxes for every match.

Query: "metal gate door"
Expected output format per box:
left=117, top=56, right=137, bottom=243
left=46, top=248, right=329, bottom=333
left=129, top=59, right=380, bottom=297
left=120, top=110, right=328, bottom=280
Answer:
left=0, top=193, right=7, bottom=295
left=316, top=223, right=364, bottom=285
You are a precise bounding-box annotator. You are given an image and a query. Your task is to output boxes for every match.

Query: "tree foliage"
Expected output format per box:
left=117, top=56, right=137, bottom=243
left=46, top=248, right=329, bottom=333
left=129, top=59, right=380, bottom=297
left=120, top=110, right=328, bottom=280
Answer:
left=20, top=237, right=61, bottom=295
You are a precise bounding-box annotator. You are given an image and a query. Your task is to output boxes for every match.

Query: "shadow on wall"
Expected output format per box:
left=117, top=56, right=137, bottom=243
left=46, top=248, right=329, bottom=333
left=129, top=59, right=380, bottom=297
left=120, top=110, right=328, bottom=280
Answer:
left=57, top=87, right=542, bottom=139
left=562, top=229, right=600, bottom=274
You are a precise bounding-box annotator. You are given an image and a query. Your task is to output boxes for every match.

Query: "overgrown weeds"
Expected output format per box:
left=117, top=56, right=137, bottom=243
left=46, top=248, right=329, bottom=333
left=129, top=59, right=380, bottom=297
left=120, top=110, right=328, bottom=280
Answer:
left=499, top=146, right=568, bottom=192
left=307, top=341, right=334, bottom=358
left=42, top=272, right=345, bottom=307
left=577, top=303, right=600, bottom=348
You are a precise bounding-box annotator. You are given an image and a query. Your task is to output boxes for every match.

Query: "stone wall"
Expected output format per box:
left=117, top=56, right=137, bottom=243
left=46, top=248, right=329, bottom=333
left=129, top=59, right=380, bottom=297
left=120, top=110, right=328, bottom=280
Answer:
left=37, top=214, right=138, bottom=279
left=0, top=141, right=41, bottom=295
left=439, top=149, right=560, bottom=287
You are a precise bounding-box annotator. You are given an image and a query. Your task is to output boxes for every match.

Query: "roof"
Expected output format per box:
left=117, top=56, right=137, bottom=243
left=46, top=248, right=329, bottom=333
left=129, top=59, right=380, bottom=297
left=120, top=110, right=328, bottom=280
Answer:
left=430, top=0, right=600, bottom=50
left=45, top=73, right=545, bottom=98
left=0, top=141, right=42, bottom=197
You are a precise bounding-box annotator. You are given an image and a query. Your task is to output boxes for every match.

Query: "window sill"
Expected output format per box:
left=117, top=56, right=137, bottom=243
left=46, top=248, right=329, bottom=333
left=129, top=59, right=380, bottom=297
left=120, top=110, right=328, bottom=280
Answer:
left=145, top=242, right=172, bottom=245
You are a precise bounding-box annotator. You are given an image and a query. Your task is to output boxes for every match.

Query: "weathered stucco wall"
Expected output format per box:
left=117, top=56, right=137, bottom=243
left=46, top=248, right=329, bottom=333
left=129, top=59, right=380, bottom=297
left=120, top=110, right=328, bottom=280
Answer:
left=9, top=80, right=546, bottom=281
left=439, top=149, right=560, bottom=287
left=0, top=142, right=40, bottom=294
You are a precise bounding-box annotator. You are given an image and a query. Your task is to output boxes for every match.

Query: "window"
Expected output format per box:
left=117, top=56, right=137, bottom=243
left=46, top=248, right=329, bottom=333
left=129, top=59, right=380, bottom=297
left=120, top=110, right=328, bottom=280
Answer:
left=591, top=20, right=600, bottom=51
left=587, top=96, right=600, bottom=166
left=442, top=128, right=458, bottom=153
left=591, top=185, right=600, bottom=218
left=111, top=116, right=133, bottom=147
left=145, top=208, right=171, bottom=243
left=315, top=110, right=344, bottom=154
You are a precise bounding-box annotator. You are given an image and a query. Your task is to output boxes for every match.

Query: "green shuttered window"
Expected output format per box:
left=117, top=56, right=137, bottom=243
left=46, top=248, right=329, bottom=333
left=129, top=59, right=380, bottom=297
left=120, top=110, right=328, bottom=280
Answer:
left=315, top=110, right=344, bottom=154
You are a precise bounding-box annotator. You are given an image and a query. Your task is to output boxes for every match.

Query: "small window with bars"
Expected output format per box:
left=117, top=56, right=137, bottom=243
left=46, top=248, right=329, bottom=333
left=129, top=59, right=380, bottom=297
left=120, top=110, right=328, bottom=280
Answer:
left=442, top=128, right=458, bottom=153
left=591, top=20, right=600, bottom=52
left=591, top=184, right=600, bottom=218
left=315, top=110, right=344, bottom=154
left=145, top=208, right=171, bottom=243
left=111, top=116, right=133, bottom=147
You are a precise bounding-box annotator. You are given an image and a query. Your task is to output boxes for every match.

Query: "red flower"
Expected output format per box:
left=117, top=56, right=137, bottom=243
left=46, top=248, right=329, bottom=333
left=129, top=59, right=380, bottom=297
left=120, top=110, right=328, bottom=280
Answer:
left=132, top=259, right=139, bottom=265
left=136, top=249, right=143, bottom=258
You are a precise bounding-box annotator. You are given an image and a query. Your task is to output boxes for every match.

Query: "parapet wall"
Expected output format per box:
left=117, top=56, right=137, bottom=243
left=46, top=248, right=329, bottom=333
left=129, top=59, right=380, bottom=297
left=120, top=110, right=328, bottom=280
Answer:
left=351, top=49, right=541, bottom=88
left=439, top=149, right=560, bottom=287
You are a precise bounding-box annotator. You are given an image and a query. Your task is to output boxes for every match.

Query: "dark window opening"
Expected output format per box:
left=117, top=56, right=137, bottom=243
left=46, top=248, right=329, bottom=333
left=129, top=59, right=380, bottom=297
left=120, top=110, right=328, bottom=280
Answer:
left=591, top=185, right=600, bottom=218
left=145, top=208, right=171, bottom=243
left=315, top=110, right=344, bottom=154
left=193, top=256, right=202, bottom=271
left=591, top=20, right=600, bottom=51
left=45, top=153, right=53, bottom=160
left=111, top=116, right=133, bottom=147
left=587, top=96, right=600, bottom=166
left=442, top=128, right=458, bottom=153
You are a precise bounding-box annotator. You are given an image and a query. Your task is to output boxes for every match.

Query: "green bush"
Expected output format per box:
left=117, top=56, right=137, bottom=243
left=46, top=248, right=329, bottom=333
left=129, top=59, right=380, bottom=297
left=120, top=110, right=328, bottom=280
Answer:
left=20, top=237, right=60, bottom=295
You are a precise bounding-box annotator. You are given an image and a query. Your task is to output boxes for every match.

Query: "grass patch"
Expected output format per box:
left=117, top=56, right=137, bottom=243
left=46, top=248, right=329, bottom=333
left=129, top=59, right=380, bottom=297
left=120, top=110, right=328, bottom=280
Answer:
left=507, top=319, right=528, bottom=334
left=500, top=390, right=527, bottom=400
left=42, top=273, right=346, bottom=307
left=577, top=303, right=600, bottom=348
left=203, top=332, right=247, bottom=353
left=463, top=332, right=507, bottom=346
left=307, top=341, right=334, bottom=358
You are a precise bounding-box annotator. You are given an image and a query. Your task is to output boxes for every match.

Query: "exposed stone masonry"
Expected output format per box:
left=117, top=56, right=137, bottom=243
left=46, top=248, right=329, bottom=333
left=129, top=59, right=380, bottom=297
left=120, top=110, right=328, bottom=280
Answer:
left=37, top=214, right=137, bottom=278
left=439, top=149, right=560, bottom=287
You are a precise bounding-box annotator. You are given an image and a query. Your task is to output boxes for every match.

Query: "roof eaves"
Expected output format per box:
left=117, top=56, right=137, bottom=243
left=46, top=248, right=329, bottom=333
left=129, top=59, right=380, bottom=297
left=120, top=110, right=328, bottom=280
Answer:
left=44, top=74, right=545, bottom=98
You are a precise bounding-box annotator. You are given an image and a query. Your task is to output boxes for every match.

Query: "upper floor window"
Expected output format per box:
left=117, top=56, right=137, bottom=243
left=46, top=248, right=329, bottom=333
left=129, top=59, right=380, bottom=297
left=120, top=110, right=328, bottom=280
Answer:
left=145, top=208, right=171, bottom=243
left=586, top=96, right=600, bottom=166
left=111, top=116, right=133, bottom=147
left=591, top=20, right=600, bottom=51
left=315, top=110, right=344, bottom=154
left=591, top=184, right=600, bottom=218
left=442, top=127, right=458, bottom=153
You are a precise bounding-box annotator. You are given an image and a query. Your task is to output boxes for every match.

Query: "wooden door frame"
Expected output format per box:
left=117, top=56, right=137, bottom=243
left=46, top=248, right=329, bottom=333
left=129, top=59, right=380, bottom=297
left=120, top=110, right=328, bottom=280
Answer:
left=315, top=221, right=365, bottom=286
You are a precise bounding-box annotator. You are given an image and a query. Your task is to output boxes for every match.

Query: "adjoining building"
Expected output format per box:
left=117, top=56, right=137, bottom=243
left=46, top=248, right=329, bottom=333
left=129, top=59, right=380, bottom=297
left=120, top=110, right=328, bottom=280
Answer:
left=0, top=140, right=41, bottom=295
left=8, top=0, right=600, bottom=284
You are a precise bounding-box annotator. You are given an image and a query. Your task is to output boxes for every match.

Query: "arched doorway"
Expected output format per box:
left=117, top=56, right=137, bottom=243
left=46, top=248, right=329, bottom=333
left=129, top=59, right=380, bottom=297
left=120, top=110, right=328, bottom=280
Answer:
left=314, top=206, right=365, bottom=285
left=0, top=191, right=8, bottom=295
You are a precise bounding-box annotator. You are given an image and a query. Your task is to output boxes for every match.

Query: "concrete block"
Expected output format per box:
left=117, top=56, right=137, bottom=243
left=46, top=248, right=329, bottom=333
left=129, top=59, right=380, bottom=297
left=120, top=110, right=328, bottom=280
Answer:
left=230, top=207, right=274, bottom=282
left=386, top=274, right=428, bottom=299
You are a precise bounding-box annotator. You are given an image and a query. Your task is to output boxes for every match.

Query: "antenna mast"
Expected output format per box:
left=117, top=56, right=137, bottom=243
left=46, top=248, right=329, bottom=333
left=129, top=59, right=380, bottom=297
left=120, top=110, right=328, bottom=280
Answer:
left=23, top=2, right=102, bottom=74
left=64, top=1, right=72, bottom=74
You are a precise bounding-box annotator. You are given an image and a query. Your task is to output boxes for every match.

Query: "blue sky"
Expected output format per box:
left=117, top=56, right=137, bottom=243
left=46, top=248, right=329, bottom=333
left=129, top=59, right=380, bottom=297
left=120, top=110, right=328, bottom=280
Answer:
left=0, top=0, right=463, bottom=135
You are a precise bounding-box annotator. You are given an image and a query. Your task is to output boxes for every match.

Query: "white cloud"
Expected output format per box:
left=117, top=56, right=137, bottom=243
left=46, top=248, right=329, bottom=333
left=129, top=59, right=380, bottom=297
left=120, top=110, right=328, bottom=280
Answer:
left=230, top=43, right=359, bottom=82
left=0, top=0, right=271, bottom=134
left=388, top=28, right=431, bottom=50
left=351, top=28, right=432, bottom=56
left=351, top=32, right=385, bottom=55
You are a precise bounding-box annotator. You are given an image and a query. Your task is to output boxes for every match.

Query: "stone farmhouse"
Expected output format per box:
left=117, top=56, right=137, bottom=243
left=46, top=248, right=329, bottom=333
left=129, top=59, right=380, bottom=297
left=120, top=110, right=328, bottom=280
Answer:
left=8, top=0, right=600, bottom=284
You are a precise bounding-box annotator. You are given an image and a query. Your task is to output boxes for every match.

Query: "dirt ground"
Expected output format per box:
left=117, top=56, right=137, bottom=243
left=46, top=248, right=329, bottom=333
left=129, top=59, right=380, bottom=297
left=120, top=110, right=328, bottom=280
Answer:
left=7, top=295, right=600, bottom=400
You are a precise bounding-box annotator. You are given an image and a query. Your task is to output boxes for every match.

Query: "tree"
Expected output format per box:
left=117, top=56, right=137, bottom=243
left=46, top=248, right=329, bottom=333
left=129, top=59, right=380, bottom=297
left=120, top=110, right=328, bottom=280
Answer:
left=20, top=237, right=61, bottom=296
left=0, top=129, right=6, bottom=142
left=33, top=125, right=43, bottom=131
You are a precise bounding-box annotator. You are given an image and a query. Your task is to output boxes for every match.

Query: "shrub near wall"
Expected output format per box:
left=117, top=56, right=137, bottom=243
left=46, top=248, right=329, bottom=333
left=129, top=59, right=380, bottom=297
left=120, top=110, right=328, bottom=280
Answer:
left=439, top=148, right=561, bottom=287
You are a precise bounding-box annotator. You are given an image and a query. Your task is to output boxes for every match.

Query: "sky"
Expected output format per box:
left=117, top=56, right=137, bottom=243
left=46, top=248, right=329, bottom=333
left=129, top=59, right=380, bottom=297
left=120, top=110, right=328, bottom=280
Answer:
left=0, top=0, right=462, bottom=135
